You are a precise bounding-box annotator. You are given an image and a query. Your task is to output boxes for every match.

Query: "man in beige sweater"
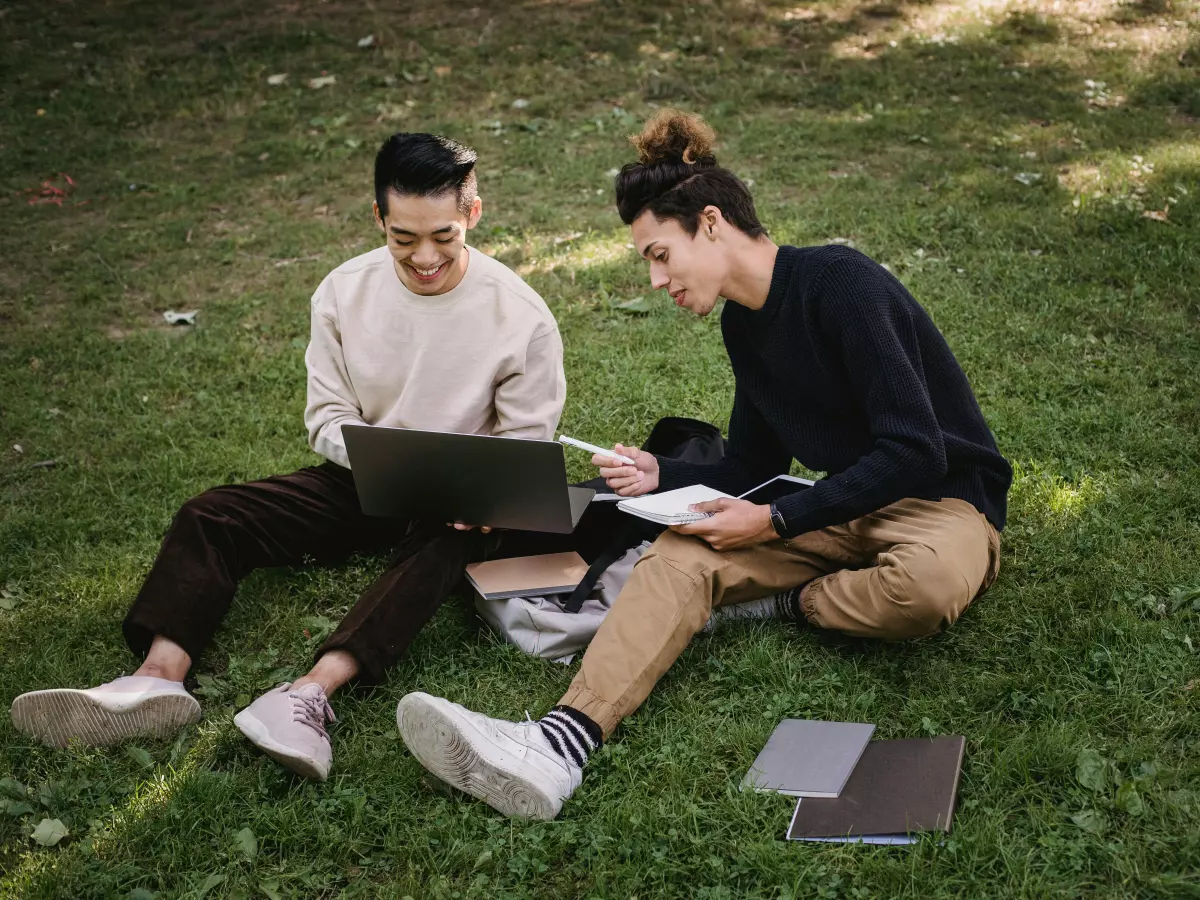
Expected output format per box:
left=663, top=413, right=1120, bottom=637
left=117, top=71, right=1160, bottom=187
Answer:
left=11, top=133, right=566, bottom=781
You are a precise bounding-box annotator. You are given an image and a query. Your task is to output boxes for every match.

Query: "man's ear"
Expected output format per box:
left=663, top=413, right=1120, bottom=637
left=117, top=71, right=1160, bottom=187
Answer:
left=701, top=205, right=723, bottom=239
left=372, top=201, right=385, bottom=233
left=466, top=195, right=483, bottom=230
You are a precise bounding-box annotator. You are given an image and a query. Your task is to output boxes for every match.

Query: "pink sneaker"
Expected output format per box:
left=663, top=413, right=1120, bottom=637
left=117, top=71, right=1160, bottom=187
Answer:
left=234, top=683, right=336, bottom=781
left=10, top=676, right=200, bottom=748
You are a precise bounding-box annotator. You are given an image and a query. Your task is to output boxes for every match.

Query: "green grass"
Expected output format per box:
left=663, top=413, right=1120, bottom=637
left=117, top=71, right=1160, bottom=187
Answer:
left=2, top=0, right=1199, bottom=896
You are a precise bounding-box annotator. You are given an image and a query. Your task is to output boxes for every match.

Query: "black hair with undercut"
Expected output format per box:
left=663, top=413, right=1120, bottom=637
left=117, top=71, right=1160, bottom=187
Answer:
left=374, top=132, right=479, bottom=217
left=614, top=108, right=766, bottom=238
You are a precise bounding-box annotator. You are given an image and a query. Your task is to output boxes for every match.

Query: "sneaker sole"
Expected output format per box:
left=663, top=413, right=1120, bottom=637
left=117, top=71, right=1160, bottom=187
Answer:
left=233, top=709, right=329, bottom=781
left=10, top=689, right=200, bottom=749
left=396, top=693, right=559, bottom=821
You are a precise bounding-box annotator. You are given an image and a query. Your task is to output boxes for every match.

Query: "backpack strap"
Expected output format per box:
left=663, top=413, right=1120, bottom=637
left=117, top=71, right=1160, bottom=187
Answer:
left=562, top=519, right=658, bottom=613
left=561, top=540, right=629, bottom=614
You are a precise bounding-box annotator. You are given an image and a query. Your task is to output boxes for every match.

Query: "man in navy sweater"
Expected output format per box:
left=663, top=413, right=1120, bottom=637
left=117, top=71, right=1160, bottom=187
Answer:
left=394, top=110, right=1013, bottom=820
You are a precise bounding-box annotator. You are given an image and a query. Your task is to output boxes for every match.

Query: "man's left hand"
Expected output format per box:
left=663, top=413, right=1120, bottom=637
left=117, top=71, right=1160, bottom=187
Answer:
left=449, top=522, right=493, bottom=533
left=671, top=498, right=779, bottom=551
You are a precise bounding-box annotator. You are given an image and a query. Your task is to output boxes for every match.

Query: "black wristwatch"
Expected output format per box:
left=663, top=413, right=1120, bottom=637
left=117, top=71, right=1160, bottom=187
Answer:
left=768, top=502, right=787, bottom=538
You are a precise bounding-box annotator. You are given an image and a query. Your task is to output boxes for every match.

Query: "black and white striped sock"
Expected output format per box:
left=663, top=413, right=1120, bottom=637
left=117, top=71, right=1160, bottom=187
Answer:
left=537, top=706, right=602, bottom=769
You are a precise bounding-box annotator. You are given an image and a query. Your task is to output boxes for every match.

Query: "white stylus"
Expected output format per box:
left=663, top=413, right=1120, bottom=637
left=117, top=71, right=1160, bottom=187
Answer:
left=558, top=435, right=637, bottom=466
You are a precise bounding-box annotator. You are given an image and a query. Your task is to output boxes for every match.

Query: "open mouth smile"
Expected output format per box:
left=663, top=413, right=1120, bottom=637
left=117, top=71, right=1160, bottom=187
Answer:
left=407, top=261, right=449, bottom=283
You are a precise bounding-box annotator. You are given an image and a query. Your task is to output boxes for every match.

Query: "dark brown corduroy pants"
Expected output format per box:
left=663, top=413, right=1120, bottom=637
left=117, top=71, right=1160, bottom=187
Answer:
left=122, top=462, right=549, bottom=684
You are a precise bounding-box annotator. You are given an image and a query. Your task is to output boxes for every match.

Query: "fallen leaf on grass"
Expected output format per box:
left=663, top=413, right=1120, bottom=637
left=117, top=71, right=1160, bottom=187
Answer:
left=234, top=826, right=257, bottom=860
left=1142, top=208, right=1169, bottom=222
left=0, top=583, right=23, bottom=609
left=31, top=818, right=68, bottom=847
left=613, top=296, right=652, bottom=314
left=25, top=172, right=79, bottom=206
left=376, top=102, right=409, bottom=122
left=433, top=66, right=452, bottom=76
left=0, top=778, right=27, bottom=800
left=1075, top=748, right=1109, bottom=792
left=1070, top=809, right=1107, bottom=835
left=266, top=73, right=288, bottom=86
left=1115, top=780, right=1144, bottom=816
left=308, top=75, right=337, bottom=89
left=195, top=874, right=226, bottom=897
left=125, top=746, right=154, bottom=769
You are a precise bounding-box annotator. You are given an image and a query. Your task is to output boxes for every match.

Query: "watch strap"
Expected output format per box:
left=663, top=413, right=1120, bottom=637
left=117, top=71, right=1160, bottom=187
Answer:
left=769, top=502, right=787, bottom=537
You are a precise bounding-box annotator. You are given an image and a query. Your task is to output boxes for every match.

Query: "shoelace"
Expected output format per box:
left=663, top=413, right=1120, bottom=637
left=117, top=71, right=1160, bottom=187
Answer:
left=290, top=689, right=336, bottom=739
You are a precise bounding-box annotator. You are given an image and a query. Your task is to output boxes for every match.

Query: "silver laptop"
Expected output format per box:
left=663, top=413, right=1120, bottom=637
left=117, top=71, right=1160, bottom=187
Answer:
left=342, top=424, right=595, bottom=534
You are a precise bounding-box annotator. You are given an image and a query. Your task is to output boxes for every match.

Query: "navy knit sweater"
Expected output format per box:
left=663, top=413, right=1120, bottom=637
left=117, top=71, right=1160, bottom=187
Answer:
left=656, top=245, right=1013, bottom=537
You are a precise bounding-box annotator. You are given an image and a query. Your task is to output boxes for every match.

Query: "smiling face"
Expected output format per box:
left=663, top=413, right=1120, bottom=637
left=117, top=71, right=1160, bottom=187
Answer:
left=631, top=208, right=729, bottom=317
left=374, top=188, right=483, bottom=295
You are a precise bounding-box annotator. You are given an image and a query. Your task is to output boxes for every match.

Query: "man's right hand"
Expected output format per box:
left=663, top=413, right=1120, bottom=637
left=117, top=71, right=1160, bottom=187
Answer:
left=592, top=443, right=659, bottom=497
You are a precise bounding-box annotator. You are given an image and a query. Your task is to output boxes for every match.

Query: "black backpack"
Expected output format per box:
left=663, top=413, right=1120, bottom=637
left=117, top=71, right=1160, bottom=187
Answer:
left=557, top=416, right=727, bottom=612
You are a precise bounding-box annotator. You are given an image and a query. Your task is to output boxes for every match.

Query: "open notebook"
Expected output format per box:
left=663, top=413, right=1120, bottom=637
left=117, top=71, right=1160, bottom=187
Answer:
left=616, top=485, right=733, bottom=526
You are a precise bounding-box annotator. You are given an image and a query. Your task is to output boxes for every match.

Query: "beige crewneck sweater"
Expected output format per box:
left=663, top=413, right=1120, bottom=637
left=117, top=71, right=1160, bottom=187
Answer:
left=304, top=245, right=565, bottom=468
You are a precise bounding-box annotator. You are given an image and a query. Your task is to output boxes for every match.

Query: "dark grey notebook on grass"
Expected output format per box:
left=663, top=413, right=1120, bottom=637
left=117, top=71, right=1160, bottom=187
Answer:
left=741, top=719, right=875, bottom=798
left=786, top=736, right=966, bottom=843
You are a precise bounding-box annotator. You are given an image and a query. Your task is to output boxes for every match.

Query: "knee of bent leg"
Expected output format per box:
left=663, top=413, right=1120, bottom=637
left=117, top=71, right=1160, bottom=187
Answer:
left=875, top=544, right=973, bottom=639
left=641, top=529, right=720, bottom=570
left=175, top=487, right=240, bottom=528
left=627, top=531, right=720, bottom=630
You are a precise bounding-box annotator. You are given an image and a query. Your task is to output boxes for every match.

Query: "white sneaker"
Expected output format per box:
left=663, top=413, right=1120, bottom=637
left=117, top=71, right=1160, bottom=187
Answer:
left=234, top=683, right=335, bottom=781
left=10, top=676, right=201, bottom=748
left=396, top=692, right=582, bottom=821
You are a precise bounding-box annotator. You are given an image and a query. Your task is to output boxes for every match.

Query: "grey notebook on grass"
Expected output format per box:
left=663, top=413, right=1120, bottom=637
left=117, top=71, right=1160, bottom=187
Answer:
left=741, top=719, right=875, bottom=798
left=786, top=736, right=967, bottom=844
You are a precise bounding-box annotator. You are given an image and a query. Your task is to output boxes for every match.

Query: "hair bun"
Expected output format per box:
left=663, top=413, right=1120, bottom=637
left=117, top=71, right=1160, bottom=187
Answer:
left=630, top=108, right=716, bottom=166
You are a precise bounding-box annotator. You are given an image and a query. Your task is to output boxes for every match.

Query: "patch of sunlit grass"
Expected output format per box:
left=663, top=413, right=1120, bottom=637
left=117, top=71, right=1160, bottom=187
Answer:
left=514, top=230, right=632, bottom=277
left=1057, top=139, right=1197, bottom=218
left=1010, top=464, right=1107, bottom=528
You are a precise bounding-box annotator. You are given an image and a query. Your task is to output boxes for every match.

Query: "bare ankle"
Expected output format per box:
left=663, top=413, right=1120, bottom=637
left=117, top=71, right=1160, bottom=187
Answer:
left=293, top=650, right=360, bottom=698
left=133, top=663, right=183, bottom=683
left=135, top=635, right=192, bottom=683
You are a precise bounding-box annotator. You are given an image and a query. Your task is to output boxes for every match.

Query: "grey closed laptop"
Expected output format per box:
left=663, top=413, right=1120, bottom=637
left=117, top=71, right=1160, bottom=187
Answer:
left=742, top=719, right=877, bottom=798
left=342, top=424, right=594, bottom=534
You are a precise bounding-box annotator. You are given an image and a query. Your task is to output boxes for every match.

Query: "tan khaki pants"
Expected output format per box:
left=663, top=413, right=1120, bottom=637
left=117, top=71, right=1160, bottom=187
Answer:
left=560, top=497, right=1001, bottom=736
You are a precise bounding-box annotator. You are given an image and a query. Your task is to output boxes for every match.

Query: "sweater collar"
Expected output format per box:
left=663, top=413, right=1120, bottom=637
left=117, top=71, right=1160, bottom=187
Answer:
left=757, top=245, right=799, bottom=321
